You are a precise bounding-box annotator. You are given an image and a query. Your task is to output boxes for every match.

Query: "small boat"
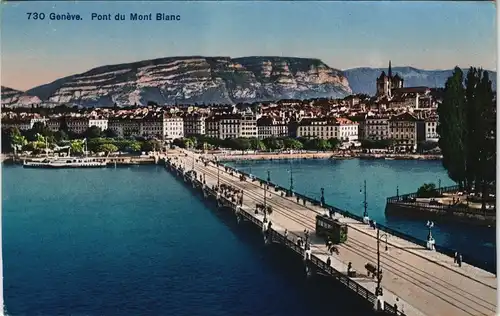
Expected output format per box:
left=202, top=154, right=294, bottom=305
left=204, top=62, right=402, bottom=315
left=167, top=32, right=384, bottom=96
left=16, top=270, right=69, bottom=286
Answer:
left=385, top=157, right=395, bottom=160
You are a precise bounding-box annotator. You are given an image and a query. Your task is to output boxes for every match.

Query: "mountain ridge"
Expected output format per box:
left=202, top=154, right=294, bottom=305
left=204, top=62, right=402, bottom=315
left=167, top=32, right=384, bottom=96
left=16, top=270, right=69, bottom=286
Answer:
left=2, top=58, right=497, bottom=107
left=2, top=56, right=351, bottom=107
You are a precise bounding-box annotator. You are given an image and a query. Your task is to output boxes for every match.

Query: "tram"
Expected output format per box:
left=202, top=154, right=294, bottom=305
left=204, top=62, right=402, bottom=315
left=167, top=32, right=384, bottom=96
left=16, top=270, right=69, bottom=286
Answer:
left=315, top=214, right=348, bottom=244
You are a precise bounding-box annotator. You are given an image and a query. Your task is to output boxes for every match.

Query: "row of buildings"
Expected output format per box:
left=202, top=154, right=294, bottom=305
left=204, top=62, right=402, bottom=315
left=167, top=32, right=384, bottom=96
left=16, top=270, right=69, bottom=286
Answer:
left=1, top=106, right=439, bottom=151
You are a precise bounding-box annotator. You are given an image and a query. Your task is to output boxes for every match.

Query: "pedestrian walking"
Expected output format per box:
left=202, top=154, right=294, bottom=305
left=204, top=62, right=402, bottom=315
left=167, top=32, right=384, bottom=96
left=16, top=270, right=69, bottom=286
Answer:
left=326, top=256, right=331, bottom=266
left=458, top=253, right=463, bottom=267
left=454, top=252, right=458, bottom=264
left=395, top=298, right=399, bottom=313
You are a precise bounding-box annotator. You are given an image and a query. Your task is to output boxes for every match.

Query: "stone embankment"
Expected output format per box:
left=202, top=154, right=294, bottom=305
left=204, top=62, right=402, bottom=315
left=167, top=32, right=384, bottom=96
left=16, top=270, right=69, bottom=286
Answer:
left=215, top=151, right=442, bottom=162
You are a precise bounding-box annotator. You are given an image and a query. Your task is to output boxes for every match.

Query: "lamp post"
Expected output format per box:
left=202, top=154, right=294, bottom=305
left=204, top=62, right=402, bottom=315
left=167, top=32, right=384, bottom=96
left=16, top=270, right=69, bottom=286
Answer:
left=376, top=228, right=388, bottom=296
left=216, top=157, right=220, bottom=188
left=396, top=185, right=399, bottom=198
left=192, top=154, right=195, bottom=171
left=320, top=187, right=325, bottom=206
left=263, top=170, right=270, bottom=222
left=426, top=220, right=434, bottom=241
left=438, top=179, right=441, bottom=191
left=362, top=180, right=368, bottom=218
left=287, top=163, right=294, bottom=197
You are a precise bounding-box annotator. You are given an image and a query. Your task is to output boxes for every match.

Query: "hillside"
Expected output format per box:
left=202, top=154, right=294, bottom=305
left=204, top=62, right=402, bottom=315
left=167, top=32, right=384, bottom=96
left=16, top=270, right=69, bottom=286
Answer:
left=16, top=56, right=352, bottom=107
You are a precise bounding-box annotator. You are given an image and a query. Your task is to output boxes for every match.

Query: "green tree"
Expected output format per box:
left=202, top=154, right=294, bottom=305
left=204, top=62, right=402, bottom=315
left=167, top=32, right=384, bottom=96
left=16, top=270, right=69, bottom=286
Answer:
left=85, top=126, right=102, bottom=139
left=103, top=128, right=118, bottom=138
left=54, top=130, right=68, bottom=142
left=126, top=141, right=142, bottom=152
left=327, top=138, right=341, bottom=150
left=141, top=139, right=161, bottom=152
left=438, top=67, right=467, bottom=187
left=97, top=143, right=118, bottom=153
left=416, top=183, right=439, bottom=198
left=172, top=138, right=186, bottom=148
left=317, top=139, right=331, bottom=151
left=249, top=138, right=266, bottom=151
left=439, top=67, right=496, bottom=210
left=283, top=138, right=304, bottom=150
left=70, top=139, right=85, bottom=155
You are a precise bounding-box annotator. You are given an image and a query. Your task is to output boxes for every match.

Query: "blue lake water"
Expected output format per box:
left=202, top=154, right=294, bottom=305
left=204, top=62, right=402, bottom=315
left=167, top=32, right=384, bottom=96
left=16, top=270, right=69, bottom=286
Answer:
left=2, top=160, right=495, bottom=315
left=3, top=165, right=375, bottom=316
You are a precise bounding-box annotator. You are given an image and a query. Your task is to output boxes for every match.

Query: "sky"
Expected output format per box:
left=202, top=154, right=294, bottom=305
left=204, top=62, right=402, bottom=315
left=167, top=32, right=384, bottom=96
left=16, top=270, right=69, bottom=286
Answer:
left=1, top=1, right=497, bottom=91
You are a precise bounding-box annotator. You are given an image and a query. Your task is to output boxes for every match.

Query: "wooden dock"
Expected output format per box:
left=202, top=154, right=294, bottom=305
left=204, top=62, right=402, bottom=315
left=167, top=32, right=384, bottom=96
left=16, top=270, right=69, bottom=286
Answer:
left=165, top=151, right=497, bottom=316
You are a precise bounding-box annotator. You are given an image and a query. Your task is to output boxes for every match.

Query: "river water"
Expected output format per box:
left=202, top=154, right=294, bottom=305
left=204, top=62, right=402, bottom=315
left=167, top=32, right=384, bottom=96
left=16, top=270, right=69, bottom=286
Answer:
left=2, top=160, right=495, bottom=315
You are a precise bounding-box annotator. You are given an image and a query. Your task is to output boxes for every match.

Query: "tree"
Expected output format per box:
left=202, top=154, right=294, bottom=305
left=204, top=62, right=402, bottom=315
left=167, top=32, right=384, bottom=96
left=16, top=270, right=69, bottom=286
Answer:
left=317, top=139, right=331, bottom=151
left=438, top=67, right=467, bottom=187
left=172, top=138, right=186, bottom=148
left=103, top=128, right=118, bottom=138
left=97, top=143, right=118, bottom=153
left=26, top=122, right=52, bottom=141
left=70, top=139, right=85, bottom=155
left=85, top=126, right=102, bottom=139
left=249, top=138, right=266, bottom=151
left=283, top=138, right=304, bottom=150
left=141, top=140, right=161, bottom=152
left=327, top=138, right=341, bottom=150
left=54, top=130, right=68, bottom=142
left=439, top=67, right=496, bottom=210
left=416, top=183, right=439, bottom=198
left=126, top=141, right=142, bottom=153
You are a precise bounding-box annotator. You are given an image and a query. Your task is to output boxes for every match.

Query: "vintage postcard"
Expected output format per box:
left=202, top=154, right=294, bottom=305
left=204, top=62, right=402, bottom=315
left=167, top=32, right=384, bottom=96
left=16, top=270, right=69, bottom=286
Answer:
left=1, top=1, right=497, bottom=316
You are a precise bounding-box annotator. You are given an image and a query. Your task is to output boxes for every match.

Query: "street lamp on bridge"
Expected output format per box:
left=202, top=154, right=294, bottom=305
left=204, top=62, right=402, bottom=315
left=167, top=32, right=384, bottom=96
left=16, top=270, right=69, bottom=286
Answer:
left=375, top=228, right=388, bottom=297
left=215, top=157, right=220, bottom=188
left=320, top=187, right=325, bottom=206
left=286, top=163, right=294, bottom=197
left=362, top=180, right=369, bottom=222
left=263, top=170, right=271, bottom=222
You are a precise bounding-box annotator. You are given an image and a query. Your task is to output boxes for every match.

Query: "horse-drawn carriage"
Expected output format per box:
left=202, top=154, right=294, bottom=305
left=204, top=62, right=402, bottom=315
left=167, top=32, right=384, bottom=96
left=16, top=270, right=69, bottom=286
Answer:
left=315, top=214, right=348, bottom=244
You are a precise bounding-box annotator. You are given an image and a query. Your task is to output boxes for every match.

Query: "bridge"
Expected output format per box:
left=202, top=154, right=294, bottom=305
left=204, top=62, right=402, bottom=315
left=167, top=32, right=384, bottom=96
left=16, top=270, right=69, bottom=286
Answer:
left=164, top=150, right=497, bottom=316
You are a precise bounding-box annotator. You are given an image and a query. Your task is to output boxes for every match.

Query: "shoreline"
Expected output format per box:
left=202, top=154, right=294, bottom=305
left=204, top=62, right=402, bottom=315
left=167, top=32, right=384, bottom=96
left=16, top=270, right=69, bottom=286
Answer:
left=214, top=152, right=443, bottom=162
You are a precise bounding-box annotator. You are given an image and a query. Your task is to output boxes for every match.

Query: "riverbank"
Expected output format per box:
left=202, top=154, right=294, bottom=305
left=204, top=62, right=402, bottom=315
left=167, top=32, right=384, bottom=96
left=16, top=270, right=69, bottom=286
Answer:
left=215, top=151, right=442, bottom=162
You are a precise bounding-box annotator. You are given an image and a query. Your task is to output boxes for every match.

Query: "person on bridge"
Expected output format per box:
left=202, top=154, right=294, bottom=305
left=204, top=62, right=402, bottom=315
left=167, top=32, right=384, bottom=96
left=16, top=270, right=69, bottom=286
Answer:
left=327, top=256, right=331, bottom=266
left=458, top=253, right=463, bottom=267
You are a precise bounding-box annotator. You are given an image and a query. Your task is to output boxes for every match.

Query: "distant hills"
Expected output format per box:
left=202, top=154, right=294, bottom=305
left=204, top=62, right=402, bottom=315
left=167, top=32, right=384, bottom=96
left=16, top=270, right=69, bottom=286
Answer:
left=1, top=58, right=497, bottom=107
left=343, top=67, right=497, bottom=95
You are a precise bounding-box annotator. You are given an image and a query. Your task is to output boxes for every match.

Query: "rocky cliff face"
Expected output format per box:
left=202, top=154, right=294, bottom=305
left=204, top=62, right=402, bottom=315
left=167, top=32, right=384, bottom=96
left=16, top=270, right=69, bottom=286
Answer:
left=15, top=56, right=351, bottom=107
left=1, top=86, right=41, bottom=106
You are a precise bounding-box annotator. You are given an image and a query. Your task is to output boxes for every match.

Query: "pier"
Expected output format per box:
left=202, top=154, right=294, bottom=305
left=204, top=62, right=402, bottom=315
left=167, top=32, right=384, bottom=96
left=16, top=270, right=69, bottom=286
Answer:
left=164, top=150, right=497, bottom=316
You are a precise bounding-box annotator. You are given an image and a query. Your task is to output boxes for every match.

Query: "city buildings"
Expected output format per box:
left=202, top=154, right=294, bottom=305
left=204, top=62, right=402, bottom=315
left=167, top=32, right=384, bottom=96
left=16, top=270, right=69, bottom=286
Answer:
left=1, top=68, right=443, bottom=152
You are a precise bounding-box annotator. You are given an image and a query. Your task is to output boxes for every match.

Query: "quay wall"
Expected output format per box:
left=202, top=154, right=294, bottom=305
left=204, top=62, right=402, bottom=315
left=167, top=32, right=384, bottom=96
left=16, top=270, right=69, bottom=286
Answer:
left=385, top=186, right=496, bottom=227
left=215, top=152, right=442, bottom=162
left=162, top=158, right=403, bottom=316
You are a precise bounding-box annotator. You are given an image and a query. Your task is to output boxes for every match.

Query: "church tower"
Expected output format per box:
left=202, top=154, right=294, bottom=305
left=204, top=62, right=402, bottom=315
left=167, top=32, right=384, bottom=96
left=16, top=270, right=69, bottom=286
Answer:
left=376, top=60, right=403, bottom=98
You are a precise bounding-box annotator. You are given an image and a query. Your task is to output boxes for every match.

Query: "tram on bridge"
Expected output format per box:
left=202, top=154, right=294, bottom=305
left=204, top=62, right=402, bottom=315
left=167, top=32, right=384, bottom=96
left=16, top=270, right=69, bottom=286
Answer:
left=315, top=214, right=348, bottom=244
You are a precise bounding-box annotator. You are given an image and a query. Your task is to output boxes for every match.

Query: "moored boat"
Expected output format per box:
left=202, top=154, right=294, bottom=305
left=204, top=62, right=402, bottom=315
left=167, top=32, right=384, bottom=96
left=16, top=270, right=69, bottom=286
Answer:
left=23, top=138, right=108, bottom=169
